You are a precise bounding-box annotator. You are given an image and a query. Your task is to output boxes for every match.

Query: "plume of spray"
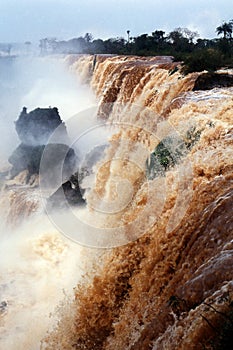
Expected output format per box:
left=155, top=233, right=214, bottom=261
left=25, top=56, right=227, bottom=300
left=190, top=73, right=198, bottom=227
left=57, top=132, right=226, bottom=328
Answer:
left=0, top=55, right=96, bottom=161
left=0, top=54, right=98, bottom=349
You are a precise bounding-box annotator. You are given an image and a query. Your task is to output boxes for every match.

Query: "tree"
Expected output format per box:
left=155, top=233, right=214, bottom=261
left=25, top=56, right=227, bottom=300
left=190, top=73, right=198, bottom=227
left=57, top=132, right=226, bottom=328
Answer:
left=168, top=29, right=190, bottom=52
left=133, top=34, right=149, bottom=52
left=216, top=21, right=233, bottom=39
left=68, top=37, right=86, bottom=53
left=84, top=33, right=93, bottom=43
left=103, top=37, right=126, bottom=54
left=47, top=37, right=57, bottom=52
left=168, top=27, right=198, bottom=44
left=126, top=30, right=130, bottom=43
left=152, top=30, right=165, bottom=43
left=181, top=28, right=199, bottom=43
left=91, top=39, right=105, bottom=53
left=196, top=38, right=212, bottom=49
left=181, top=49, right=223, bottom=74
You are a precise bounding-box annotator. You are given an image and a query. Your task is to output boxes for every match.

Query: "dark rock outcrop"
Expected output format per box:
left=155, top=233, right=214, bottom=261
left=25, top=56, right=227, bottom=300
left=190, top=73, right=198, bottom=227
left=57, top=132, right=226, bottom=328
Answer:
left=8, top=106, right=103, bottom=208
left=78, top=144, right=107, bottom=187
left=193, top=72, right=233, bottom=91
left=8, top=143, right=77, bottom=179
left=8, top=107, right=78, bottom=191
left=8, top=144, right=45, bottom=178
left=15, top=107, right=68, bottom=146
left=47, top=179, right=85, bottom=209
left=47, top=144, right=107, bottom=209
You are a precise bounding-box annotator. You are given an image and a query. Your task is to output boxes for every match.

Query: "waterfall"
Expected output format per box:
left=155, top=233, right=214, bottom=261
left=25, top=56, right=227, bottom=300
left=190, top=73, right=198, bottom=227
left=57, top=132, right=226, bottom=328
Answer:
left=1, top=54, right=233, bottom=349
left=43, top=55, right=233, bottom=350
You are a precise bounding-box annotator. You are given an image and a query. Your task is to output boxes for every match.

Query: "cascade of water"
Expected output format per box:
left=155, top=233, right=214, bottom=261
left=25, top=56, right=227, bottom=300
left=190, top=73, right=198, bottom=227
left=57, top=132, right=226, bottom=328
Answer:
left=41, top=55, right=233, bottom=350
left=1, top=54, right=232, bottom=349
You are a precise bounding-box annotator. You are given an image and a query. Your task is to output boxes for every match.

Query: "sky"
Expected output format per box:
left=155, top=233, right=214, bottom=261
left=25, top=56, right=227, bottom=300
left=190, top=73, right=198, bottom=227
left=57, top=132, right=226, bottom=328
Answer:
left=0, top=0, right=232, bottom=43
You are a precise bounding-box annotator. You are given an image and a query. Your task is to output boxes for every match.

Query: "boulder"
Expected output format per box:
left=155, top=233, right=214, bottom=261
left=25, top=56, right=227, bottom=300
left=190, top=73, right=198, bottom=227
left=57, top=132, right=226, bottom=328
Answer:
left=8, top=106, right=86, bottom=208
left=15, top=107, right=68, bottom=146
left=47, top=144, right=107, bottom=208
left=8, top=143, right=45, bottom=178
left=8, top=143, right=77, bottom=180
left=47, top=179, right=85, bottom=209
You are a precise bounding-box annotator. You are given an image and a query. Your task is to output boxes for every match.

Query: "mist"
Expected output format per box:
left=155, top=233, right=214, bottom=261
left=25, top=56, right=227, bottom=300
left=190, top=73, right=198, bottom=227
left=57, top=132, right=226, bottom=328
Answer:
left=0, top=55, right=96, bottom=162
left=0, top=210, right=93, bottom=349
left=0, top=54, right=98, bottom=349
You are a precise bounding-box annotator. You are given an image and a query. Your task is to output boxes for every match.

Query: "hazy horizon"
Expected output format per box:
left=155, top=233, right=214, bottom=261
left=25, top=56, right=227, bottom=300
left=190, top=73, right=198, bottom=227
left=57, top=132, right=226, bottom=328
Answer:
left=0, top=0, right=232, bottom=44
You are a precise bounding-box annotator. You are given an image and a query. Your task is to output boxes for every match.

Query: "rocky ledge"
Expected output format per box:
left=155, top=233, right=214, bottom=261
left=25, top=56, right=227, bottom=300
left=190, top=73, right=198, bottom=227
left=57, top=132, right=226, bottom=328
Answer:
left=193, top=72, right=233, bottom=90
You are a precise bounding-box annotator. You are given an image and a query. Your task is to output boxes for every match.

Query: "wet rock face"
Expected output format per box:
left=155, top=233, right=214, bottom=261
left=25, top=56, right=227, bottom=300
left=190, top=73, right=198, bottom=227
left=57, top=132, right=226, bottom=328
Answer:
left=8, top=107, right=76, bottom=180
left=8, top=143, right=76, bottom=179
left=8, top=144, right=45, bottom=178
left=15, top=107, right=68, bottom=146
left=8, top=107, right=76, bottom=178
left=78, top=144, right=107, bottom=189
left=8, top=106, right=87, bottom=207
left=193, top=73, right=233, bottom=91
left=47, top=144, right=107, bottom=209
left=47, top=179, right=85, bottom=209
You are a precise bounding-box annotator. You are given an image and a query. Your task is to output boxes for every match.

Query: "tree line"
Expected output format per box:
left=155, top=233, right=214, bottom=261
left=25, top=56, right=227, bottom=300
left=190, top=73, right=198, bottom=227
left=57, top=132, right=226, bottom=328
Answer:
left=39, top=20, right=233, bottom=73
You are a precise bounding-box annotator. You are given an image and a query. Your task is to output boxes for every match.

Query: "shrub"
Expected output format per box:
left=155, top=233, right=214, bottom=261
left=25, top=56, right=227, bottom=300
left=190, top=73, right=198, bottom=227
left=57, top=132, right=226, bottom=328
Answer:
left=181, top=49, right=224, bottom=74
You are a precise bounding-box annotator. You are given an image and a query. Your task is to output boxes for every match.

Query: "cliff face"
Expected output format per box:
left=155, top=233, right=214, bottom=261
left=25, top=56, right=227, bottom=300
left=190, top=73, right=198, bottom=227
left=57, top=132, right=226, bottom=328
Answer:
left=42, top=55, right=233, bottom=350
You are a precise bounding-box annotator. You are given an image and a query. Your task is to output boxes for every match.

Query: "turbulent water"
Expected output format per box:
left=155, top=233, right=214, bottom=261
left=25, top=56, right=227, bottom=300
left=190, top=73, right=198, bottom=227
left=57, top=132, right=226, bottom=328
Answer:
left=1, top=55, right=233, bottom=349
left=0, top=55, right=98, bottom=349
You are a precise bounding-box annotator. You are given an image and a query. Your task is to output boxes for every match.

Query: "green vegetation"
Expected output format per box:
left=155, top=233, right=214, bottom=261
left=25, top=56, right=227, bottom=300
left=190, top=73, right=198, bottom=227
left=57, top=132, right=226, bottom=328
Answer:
left=146, top=126, right=202, bottom=180
left=40, top=20, right=233, bottom=73
left=180, top=49, right=224, bottom=74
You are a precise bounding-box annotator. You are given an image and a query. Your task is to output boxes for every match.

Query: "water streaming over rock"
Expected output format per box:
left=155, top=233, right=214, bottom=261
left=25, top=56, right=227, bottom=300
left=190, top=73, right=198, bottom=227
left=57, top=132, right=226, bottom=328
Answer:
left=1, top=54, right=232, bottom=349
left=40, top=55, right=233, bottom=350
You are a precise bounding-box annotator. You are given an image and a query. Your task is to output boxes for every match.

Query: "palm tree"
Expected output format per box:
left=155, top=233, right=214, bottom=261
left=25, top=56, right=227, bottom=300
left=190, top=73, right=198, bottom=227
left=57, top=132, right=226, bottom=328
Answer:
left=216, top=21, right=233, bottom=39
left=126, top=30, right=130, bottom=43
